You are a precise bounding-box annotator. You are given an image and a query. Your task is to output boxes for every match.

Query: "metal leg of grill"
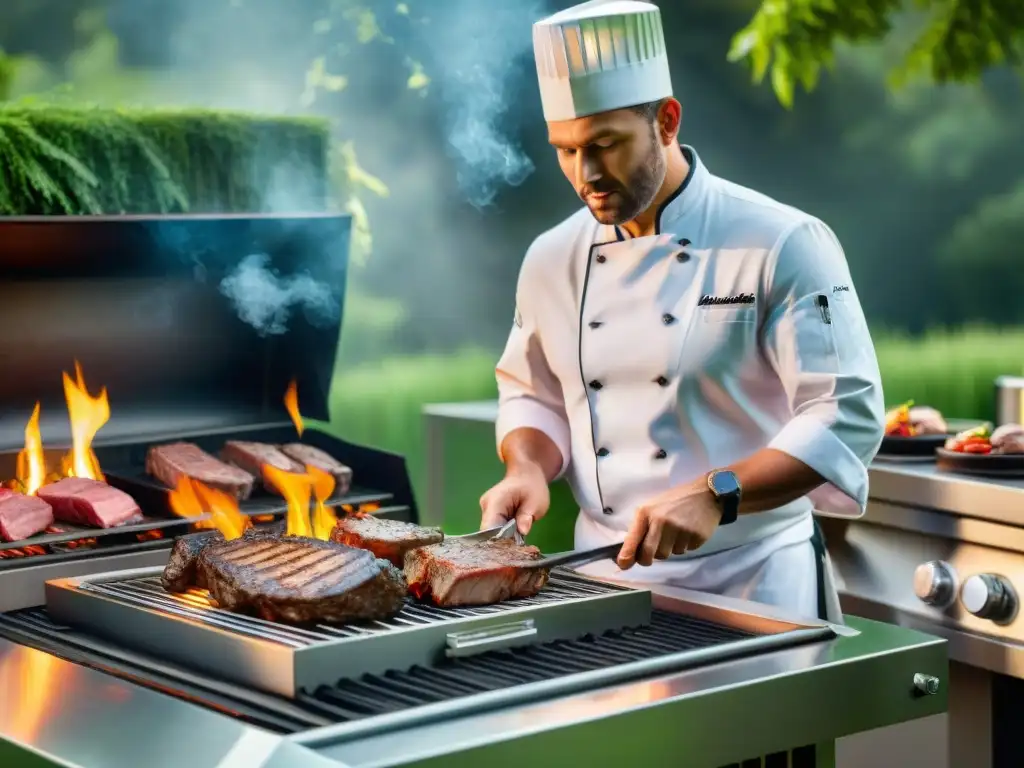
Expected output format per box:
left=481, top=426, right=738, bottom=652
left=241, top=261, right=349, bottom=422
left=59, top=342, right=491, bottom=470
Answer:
left=716, top=742, right=835, bottom=768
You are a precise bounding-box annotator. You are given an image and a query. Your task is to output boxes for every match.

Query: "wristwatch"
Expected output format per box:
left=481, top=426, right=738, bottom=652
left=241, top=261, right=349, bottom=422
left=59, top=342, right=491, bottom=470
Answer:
left=706, top=470, right=741, bottom=526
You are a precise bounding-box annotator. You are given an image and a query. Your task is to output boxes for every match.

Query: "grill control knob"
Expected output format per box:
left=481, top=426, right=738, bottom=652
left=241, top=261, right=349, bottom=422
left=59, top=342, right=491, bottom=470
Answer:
left=961, top=574, right=1018, bottom=624
left=913, top=561, right=957, bottom=607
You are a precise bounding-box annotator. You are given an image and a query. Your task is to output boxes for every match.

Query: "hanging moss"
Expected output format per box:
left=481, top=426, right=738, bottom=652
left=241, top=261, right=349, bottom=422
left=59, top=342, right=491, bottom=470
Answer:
left=0, top=104, right=330, bottom=215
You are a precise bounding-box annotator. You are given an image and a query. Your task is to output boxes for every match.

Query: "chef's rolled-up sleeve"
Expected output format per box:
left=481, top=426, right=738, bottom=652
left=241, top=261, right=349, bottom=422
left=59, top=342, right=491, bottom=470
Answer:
left=495, top=252, right=572, bottom=478
left=761, top=219, right=885, bottom=517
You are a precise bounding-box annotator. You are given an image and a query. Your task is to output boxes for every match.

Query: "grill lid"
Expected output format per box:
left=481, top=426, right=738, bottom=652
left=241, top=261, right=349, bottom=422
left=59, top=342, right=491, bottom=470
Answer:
left=0, top=214, right=350, bottom=450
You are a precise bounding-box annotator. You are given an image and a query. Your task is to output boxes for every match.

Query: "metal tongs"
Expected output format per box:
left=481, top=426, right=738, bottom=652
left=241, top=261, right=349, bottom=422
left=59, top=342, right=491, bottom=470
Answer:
left=460, top=521, right=622, bottom=571
left=457, top=519, right=525, bottom=546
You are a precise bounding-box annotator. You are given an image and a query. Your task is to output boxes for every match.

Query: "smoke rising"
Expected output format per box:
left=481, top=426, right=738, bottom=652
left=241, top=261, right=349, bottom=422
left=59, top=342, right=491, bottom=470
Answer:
left=424, top=0, right=551, bottom=208
left=219, top=253, right=339, bottom=337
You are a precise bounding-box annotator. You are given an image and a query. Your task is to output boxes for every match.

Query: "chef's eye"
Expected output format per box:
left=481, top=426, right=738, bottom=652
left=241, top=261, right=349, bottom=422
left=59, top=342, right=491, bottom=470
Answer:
left=592, top=138, right=615, bottom=149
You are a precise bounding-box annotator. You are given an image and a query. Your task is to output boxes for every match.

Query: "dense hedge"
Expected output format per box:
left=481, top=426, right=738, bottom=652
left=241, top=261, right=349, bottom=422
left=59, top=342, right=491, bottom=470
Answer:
left=0, top=105, right=330, bottom=214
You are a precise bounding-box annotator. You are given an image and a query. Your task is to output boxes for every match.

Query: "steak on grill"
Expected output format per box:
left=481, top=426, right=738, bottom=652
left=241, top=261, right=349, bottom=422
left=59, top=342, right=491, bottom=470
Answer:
left=404, top=538, right=549, bottom=607
left=197, top=536, right=408, bottom=623
left=37, top=477, right=142, bottom=528
left=147, top=442, right=255, bottom=500
left=221, top=441, right=303, bottom=493
left=0, top=489, right=54, bottom=542
left=330, top=516, right=443, bottom=567
left=161, top=523, right=285, bottom=592
left=279, top=443, right=353, bottom=493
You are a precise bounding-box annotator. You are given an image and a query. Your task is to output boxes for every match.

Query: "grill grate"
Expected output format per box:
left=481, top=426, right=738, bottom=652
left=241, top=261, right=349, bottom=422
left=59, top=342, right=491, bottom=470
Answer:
left=296, top=609, right=755, bottom=722
left=78, top=570, right=630, bottom=647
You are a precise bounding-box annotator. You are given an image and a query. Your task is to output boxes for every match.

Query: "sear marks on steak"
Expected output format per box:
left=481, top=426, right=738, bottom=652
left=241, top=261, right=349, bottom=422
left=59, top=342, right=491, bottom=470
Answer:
left=330, top=516, right=443, bottom=567
left=221, top=441, right=303, bottom=494
left=404, top=538, right=549, bottom=607
left=0, top=489, right=54, bottom=542
left=37, top=477, right=142, bottom=528
left=279, top=443, right=353, bottom=494
left=162, top=523, right=285, bottom=593
left=147, top=442, right=255, bottom=500
left=198, top=536, right=408, bottom=623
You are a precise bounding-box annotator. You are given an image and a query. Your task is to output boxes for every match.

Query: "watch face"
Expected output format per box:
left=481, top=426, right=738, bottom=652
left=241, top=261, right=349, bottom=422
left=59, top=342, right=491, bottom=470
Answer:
left=711, top=471, right=740, bottom=496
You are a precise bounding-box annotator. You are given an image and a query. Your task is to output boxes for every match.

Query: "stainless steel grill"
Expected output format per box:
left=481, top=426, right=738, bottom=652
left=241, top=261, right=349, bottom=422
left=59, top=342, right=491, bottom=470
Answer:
left=45, top=566, right=654, bottom=697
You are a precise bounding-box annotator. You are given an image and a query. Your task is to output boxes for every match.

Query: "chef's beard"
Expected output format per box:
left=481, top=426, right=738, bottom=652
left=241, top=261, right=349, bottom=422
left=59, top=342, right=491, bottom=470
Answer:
left=583, top=130, right=667, bottom=226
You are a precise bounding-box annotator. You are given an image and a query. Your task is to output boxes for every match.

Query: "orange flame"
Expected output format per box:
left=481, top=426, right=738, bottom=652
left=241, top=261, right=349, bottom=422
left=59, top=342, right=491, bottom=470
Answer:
left=263, top=465, right=313, bottom=538
left=16, top=403, right=46, bottom=496
left=168, top=476, right=249, bottom=540
left=60, top=361, right=109, bottom=481
left=309, top=464, right=337, bottom=540
left=284, top=379, right=304, bottom=437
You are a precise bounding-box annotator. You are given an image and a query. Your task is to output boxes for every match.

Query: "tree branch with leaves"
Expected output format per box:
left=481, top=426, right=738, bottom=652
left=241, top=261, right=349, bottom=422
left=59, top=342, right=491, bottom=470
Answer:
left=729, top=0, right=1024, bottom=107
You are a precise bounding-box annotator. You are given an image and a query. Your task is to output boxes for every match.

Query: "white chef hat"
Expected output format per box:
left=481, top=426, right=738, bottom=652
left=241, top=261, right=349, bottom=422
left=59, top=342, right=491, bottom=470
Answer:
left=533, top=0, right=673, bottom=122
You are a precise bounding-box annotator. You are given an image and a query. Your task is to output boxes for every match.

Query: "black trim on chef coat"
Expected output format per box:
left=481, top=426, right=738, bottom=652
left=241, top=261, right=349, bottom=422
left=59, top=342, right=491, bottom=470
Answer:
left=811, top=519, right=829, bottom=622
left=613, top=146, right=697, bottom=241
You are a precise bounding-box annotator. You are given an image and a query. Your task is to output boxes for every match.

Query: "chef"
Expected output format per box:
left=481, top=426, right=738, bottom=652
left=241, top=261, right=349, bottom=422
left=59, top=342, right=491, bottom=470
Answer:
left=479, top=0, right=885, bottom=622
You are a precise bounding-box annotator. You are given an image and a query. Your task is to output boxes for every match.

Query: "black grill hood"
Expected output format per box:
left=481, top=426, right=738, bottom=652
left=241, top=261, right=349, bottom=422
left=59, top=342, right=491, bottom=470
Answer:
left=0, top=214, right=350, bottom=451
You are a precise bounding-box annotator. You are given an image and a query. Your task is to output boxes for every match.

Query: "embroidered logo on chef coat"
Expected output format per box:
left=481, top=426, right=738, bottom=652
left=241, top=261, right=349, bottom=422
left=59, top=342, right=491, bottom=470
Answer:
left=697, top=293, right=755, bottom=307
left=514, top=306, right=523, bottom=328
left=832, top=284, right=851, bottom=302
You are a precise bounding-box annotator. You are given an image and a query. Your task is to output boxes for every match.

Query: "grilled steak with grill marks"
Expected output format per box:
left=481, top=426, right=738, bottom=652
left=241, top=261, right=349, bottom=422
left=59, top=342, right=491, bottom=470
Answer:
left=279, top=443, right=353, bottom=493
left=147, top=442, right=255, bottom=500
left=0, top=489, right=54, bottom=542
left=330, top=516, right=443, bottom=567
left=162, top=523, right=285, bottom=593
left=198, top=536, right=407, bottom=623
left=404, top=538, right=548, bottom=607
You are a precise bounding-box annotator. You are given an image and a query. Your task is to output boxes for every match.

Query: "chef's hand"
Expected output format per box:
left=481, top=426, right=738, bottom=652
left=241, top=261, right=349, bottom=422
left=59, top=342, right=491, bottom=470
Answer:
left=617, top=478, right=722, bottom=569
left=479, top=465, right=550, bottom=536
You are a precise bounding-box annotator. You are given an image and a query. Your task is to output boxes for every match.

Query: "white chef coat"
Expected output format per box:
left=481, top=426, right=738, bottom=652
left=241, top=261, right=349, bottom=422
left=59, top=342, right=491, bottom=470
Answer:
left=494, top=145, right=884, bottom=618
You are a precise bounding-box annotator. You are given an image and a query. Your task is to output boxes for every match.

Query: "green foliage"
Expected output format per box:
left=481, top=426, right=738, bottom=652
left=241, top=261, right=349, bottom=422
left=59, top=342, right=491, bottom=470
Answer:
left=730, top=0, right=1024, bottom=107
left=0, top=104, right=330, bottom=214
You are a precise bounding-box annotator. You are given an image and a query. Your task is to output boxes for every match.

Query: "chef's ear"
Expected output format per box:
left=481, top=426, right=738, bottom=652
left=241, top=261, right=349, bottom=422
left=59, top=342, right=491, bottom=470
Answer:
left=657, top=98, right=682, bottom=145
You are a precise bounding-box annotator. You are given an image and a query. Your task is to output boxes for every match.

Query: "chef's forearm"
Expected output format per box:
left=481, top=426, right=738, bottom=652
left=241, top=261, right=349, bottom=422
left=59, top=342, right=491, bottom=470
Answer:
left=726, top=448, right=826, bottom=514
left=500, top=427, right=564, bottom=483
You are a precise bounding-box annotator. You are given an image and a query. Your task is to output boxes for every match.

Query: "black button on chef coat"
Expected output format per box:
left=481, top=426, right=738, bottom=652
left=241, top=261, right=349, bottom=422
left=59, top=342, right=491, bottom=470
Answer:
left=602, top=506, right=614, bottom=515
left=676, top=252, right=689, bottom=263
left=662, top=313, right=676, bottom=325
left=588, top=320, right=602, bottom=329
left=596, top=447, right=609, bottom=457
left=589, top=380, right=603, bottom=390
left=596, top=254, right=607, bottom=263
left=654, top=375, right=670, bottom=387
left=654, top=449, right=667, bottom=459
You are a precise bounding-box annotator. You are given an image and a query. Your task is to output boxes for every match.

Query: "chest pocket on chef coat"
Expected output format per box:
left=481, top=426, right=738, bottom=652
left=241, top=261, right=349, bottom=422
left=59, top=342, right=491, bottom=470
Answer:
left=699, top=305, right=757, bottom=324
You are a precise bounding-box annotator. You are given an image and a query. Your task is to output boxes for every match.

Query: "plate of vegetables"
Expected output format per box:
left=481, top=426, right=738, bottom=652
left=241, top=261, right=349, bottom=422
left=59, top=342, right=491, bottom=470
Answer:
left=936, top=423, right=1024, bottom=477
left=880, top=401, right=982, bottom=458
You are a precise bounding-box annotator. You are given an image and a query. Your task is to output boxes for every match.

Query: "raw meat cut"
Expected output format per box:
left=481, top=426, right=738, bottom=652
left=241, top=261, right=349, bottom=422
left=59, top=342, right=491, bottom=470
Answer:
left=196, top=535, right=408, bottom=623
left=331, top=516, right=443, bottom=567
left=404, top=538, right=549, bottom=607
left=221, top=441, right=303, bottom=493
left=147, top=442, right=255, bottom=500
left=37, top=477, right=142, bottom=528
left=0, top=489, right=54, bottom=542
left=279, top=443, right=353, bottom=493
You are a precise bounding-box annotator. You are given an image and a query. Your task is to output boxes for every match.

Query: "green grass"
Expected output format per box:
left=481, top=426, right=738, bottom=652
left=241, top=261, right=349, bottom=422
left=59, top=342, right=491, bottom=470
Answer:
left=326, top=327, right=1024, bottom=507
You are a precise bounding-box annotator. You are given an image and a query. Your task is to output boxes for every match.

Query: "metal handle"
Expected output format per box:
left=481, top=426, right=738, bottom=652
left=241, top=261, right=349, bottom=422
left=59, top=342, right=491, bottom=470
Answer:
left=537, top=543, right=623, bottom=571
left=445, top=620, right=538, bottom=658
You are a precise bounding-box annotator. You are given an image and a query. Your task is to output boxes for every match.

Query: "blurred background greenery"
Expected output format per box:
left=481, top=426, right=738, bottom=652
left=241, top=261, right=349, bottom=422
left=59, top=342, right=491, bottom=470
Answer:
left=1, top=0, right=1022, bottom=506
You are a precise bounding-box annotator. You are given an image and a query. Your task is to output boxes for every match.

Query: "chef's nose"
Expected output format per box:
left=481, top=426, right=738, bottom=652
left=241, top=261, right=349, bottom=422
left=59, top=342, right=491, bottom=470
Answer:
left=575, top=150, right=602, bottom=188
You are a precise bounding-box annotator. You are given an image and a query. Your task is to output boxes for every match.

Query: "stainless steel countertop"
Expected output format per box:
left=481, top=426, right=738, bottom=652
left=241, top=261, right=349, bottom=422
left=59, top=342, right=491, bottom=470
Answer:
left=0, top=585, right=947, bottom=768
